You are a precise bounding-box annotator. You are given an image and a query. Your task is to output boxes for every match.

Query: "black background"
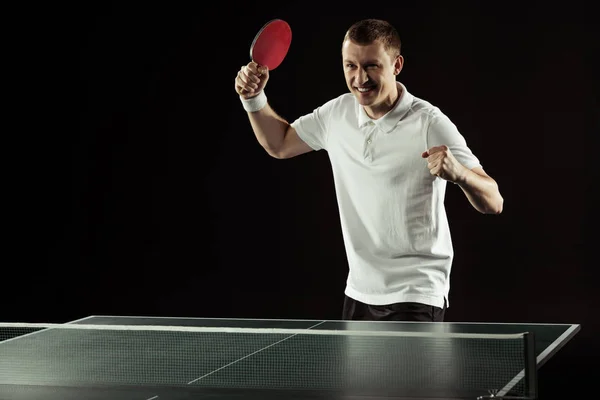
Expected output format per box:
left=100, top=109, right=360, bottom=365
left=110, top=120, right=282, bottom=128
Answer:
left=4, top=1, right=598, bottom=399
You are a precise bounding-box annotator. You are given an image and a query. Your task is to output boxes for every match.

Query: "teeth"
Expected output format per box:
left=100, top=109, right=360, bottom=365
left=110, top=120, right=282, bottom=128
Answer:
left=357, top=87, right=372, bottom=92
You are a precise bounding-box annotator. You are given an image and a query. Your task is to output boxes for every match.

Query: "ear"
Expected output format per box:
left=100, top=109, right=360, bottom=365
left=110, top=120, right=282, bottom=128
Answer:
left=394, top=55, right=404, bottom=75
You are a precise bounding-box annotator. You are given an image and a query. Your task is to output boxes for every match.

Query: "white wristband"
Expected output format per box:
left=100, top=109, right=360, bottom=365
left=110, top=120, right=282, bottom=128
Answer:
left=240, top=91, right=267, bottom=112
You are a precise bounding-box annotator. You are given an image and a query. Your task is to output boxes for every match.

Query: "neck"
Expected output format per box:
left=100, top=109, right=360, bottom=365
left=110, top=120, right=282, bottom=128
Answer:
left=365, top=82, right=402, bottom=120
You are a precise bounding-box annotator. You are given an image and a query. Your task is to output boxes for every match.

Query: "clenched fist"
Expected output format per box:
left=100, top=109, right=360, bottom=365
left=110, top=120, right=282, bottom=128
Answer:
left=421, top=145, right=467, bottom=183
left=235, top=61, right=269, bottom=99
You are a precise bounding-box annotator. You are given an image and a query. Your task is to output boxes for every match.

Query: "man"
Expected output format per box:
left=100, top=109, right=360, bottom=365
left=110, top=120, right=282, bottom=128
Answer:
left=234, top=19, right=503, bottom=322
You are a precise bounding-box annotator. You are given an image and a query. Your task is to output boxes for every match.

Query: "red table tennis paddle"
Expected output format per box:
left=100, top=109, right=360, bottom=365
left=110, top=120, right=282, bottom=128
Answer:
left=250, top=19, right=292, bottom=71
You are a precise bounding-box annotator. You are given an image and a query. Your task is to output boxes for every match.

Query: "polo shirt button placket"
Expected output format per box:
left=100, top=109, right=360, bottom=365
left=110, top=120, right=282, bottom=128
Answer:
left=364, top=130, right=375, bottom=162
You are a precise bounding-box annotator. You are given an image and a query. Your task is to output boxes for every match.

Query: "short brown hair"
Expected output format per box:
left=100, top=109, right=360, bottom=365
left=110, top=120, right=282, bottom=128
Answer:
left=343, top=19, right=401, bottom=57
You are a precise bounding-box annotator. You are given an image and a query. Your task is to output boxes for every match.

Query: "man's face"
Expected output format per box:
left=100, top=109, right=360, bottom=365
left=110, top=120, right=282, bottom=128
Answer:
left=342, top=39, right=403, bottom=117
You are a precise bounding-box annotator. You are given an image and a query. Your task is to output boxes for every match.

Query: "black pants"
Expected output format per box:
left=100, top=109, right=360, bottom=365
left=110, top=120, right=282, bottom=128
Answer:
left=342, top=295, right=446, bottom=322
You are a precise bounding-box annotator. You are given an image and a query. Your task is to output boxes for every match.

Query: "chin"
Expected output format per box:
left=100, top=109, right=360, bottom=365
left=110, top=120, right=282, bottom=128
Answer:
left=356, top=97, right=372, bottom=106
left=353, top=92, right=376, bottom=106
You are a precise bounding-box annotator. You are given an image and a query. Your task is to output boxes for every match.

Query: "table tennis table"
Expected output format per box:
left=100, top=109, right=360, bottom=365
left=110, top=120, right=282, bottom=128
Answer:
left=0, top=315, right=580, bottom=400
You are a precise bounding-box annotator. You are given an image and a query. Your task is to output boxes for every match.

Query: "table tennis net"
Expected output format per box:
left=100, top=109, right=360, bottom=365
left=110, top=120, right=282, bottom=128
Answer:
left=0, top=323, right=535, bottom=399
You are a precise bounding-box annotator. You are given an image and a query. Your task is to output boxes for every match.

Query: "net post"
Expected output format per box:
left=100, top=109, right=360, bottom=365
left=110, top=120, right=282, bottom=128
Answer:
left=476, top=331, right=538, bottom=400
left=523, top=331, right=538, bottom=399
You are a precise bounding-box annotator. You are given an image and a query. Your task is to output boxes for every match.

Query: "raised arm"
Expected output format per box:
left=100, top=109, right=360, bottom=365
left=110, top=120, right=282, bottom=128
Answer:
left=455, top=165, right=503, bottom=214
left=235, top=62, right=313, bottom=159
left=422, top=145, right=504, bottom=214
left=423, top=113, right=504, bottom=215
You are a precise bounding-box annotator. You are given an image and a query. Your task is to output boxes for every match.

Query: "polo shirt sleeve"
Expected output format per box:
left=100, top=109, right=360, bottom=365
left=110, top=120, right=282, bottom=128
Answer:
left=290, top=101, right=333, bottom=151
left=426, top=110, right=482, bottom=170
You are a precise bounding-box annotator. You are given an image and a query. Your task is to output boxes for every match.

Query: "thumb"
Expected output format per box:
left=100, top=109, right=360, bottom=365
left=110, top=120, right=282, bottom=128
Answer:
left=257, top=65, right=269, bottom=77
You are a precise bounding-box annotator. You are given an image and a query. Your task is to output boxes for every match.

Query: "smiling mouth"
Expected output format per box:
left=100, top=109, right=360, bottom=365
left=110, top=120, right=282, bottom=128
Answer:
left=355, top=85, right=376, bottom=93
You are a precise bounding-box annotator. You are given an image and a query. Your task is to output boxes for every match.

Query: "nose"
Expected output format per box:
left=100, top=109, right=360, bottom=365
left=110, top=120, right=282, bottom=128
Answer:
left=355, top=68, right=368, bottom=85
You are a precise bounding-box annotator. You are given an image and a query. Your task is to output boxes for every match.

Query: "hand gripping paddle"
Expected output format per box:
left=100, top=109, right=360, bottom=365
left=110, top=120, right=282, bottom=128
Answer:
left=250, top=19, right=292, bottom=70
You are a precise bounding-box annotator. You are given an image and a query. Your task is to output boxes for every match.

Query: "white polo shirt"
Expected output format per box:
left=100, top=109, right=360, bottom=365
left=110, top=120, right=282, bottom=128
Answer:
left=290, top=82, right=481, bottom=309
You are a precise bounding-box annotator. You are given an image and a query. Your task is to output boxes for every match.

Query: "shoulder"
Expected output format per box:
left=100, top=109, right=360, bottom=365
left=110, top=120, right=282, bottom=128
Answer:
left=316, top=92, right=356, bottom=115
left=299, top=92, right=357, bottom=127
left=404, top=94, right=459, bottom=136
left=407, top=93, right=446, bottom=121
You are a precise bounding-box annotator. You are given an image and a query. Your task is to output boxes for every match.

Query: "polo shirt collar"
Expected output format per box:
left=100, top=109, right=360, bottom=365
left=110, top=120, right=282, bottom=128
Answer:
left=357, top=81, right=413, bottom=133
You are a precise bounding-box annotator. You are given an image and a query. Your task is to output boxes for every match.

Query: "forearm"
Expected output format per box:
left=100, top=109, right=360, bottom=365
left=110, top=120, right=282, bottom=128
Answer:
left=456, top=169, right=504, bottom=214
left=247, top=104, right=289, bottom=157
left=242, top=91, right=289, bottom=158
